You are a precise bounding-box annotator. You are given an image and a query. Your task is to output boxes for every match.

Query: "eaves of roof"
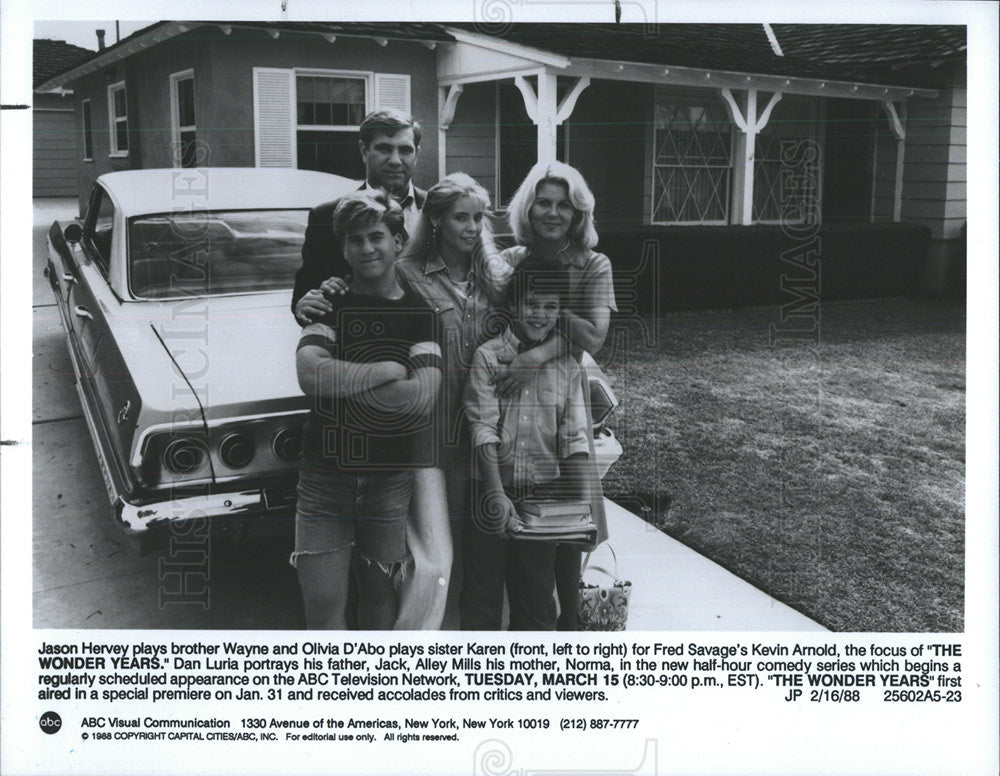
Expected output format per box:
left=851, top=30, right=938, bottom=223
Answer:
left=35, top=21, right=455, bottom=92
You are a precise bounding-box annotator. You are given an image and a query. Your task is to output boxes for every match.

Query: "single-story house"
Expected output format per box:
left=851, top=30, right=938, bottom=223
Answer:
left=36, top=21, right=966, bottom=303
left=33, top=38, right=94, bottom=196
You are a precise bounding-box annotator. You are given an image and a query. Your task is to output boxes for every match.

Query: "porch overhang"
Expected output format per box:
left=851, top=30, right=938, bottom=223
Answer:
left=437, top=27, right=941, bottom=223
left=439, top=28, right=939, bottom=102
left=438, top=27, right=570, bottom=85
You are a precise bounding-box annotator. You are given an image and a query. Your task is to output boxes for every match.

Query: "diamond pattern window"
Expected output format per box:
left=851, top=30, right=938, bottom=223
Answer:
left=652, top=89, right=733, bottom=224
left=753, top=96, right=819, bottom=223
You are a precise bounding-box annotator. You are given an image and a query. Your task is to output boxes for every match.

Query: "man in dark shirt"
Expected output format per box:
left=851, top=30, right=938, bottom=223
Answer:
left=292, top=192, right=441, bottom=630
left=292, top=108, right=426, bottom=324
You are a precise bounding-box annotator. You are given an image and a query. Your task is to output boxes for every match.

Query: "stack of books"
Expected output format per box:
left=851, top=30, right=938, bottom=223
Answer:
left=511, top=498, right=596, bottom=545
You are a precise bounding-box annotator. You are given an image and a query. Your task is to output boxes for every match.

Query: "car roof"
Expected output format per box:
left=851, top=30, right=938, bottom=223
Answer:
left=96, top=168, right=359, bottom=215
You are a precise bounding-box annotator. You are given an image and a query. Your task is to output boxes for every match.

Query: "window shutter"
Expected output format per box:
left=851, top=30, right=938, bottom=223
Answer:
left=253, top=68, right=296, bottom=167
left=374, top=73, right=411, bottom=114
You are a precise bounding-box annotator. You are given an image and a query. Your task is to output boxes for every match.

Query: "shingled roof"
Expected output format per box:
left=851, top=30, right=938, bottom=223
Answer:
left=771, top=24, right=966, bottom=87
left=33, top=38, right=95, bottom=88
left=451, top=23, right=966, bottom=88
left=36, top=22, right=966, bottom=92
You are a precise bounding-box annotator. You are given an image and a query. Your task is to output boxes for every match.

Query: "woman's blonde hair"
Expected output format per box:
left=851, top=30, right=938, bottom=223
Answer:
left=506, top=161, right=599, bottom=249
left=404, top=172, right=511, bottom=301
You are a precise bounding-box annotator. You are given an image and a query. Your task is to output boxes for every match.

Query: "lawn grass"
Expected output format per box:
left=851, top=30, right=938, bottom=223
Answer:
left=599, top=297, right=965, bottom=632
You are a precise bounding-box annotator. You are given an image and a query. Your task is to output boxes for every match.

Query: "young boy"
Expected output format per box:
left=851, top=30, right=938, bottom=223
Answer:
left=461, top=260, right=591, bottom=630
left=293, top=191, right=442, bottom=630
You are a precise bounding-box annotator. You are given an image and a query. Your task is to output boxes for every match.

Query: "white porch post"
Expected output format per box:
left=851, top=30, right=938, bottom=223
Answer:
left=437, top=84, right=465, bottom=181
left=869, top=102, right=879, bottom=223
left=733, top=88, right=757, bottom=226
left=512, top=73, right=589, bottom=166
left=881, top=99, right=907, bottom=222
left=535, top=72, right=558, bottom=163
left=721, top=87, right=783, bottom=225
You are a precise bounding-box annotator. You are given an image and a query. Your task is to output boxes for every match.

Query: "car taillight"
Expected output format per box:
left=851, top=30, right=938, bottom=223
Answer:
left=272, top=427, right=301, bottom=461
left=220, top=432, right=255, bottom=468
left=162, top=438, right=207, bottom=474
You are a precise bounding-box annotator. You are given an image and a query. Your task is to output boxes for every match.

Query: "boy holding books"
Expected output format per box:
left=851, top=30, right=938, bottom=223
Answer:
left=461, top=260, right=591, bottom=630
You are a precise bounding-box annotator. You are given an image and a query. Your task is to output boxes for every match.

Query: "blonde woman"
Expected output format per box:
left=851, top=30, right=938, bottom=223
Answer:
left=497, top=161, right=617, bottom=630
left=390, top=172, right=512, bottom=628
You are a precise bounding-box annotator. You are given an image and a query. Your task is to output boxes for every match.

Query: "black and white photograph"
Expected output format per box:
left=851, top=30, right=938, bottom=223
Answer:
left=22, top=12, right=975, bottom=632
left=2, top=1, right=997, bottom=775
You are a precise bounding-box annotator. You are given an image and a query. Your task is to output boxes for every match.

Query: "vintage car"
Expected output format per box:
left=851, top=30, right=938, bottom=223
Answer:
left=45, top=168, right=358, bottom=538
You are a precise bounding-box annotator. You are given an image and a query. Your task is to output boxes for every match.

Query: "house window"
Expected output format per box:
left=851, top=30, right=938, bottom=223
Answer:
left=651, top=88, right=733, bottom=224
left=81, top=99, right=93, bottom=160
left=254, top=68, right=409, bottom=170
left=295, top=73, right=368, bottom=178
left=107, top=81, right=129, bottom=156
left=753, top=95, right=819, bottom=223
left=496, top=80, right=568, bottom=207
left=170, top=70, right=197, bottom=168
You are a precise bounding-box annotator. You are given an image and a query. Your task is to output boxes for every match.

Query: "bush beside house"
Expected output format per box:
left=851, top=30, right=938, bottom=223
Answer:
left=600, top=222, right=934, bottom=314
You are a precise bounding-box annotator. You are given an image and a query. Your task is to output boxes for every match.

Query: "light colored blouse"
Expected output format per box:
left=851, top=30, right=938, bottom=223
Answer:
left=396, top=253, right=505, bottom=464
left=499, top=244, right=618, bottom=320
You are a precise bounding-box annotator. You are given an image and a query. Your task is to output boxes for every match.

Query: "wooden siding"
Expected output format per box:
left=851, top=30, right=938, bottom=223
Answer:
left=899, top=63, right=967, bottom=239
left=445, top=81, right=496, bottom=196
left=195, top=27, right=439, bottom=189
left=33, top=99, right=80, bottom=197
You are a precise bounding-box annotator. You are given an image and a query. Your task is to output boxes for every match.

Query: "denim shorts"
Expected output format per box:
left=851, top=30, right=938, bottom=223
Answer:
left=291, top=463, right=411, bottom=567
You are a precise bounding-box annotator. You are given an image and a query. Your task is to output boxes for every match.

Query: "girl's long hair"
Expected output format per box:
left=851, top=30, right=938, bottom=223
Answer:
left=403, top=172, right=511, bottom=302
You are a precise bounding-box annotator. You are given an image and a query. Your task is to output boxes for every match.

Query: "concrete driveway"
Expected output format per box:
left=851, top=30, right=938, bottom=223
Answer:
left=30, top=198, right=822, bottom=632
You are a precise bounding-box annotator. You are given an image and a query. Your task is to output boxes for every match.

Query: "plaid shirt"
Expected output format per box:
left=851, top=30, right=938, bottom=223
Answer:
left=463, top=327, right=591, bottom=496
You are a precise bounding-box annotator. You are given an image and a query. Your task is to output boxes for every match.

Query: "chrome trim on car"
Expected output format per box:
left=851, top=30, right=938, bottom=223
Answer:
left=126, top=287, right=293, bottom=303
left=116, top=488, right=292, bottom=534
left=71, top=361, right=134, bottom=508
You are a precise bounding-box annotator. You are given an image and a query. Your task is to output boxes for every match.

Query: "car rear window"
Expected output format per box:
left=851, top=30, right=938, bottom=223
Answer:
left=127, top=209, right=310, bottom=298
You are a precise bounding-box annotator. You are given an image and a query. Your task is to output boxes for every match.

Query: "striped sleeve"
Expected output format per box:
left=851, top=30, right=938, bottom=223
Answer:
left=296, top=322, right=337, bottom=354
left=409, top=340, right=442, bottom=371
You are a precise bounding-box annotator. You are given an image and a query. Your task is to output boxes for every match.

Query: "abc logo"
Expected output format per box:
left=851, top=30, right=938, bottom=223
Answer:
left=39, top=711, right=62, bottom=734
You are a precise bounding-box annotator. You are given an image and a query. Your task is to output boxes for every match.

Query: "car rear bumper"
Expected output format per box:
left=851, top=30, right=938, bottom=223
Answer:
left=115, top=485, right=297, bottom=535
